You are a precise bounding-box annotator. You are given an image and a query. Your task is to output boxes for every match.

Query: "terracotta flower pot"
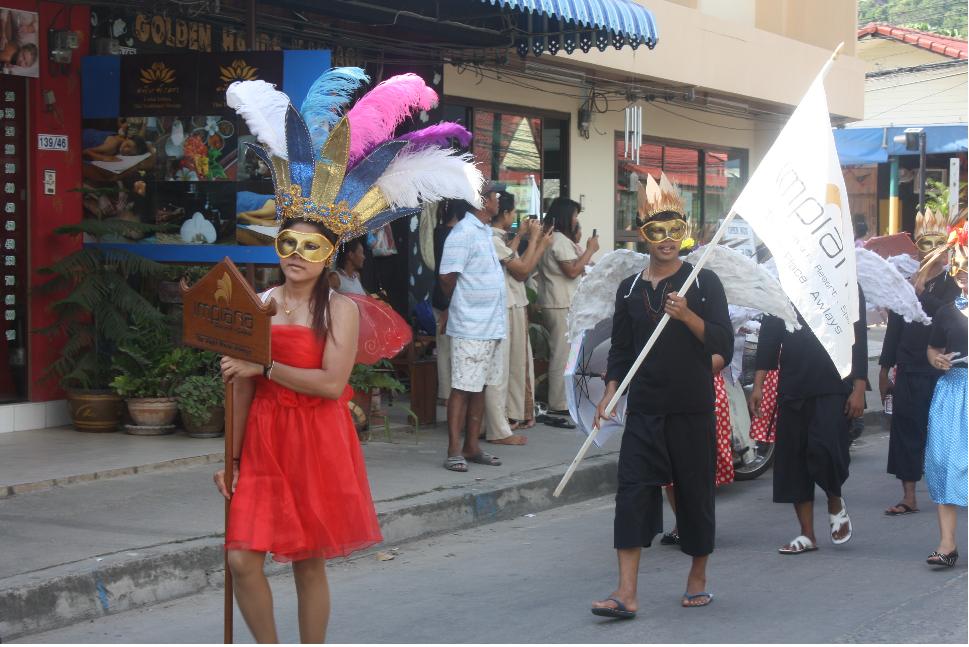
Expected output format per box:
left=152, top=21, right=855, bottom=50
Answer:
left=183, top=406, right=225, bottom=438
left=66, top=390, right=123, bottom=433
left=126, top=397, right=179, bottom=427
left=349, top=389, right=372, bottom=433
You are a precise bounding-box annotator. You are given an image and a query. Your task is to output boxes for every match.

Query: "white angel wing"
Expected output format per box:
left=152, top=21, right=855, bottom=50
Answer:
left=686, top=245, right=798, bottom=331
left=886, top=253, right=920, bottom=280
left=567, top=249, right=647, bottom=341
left=855, top=247, right=930, bottom=324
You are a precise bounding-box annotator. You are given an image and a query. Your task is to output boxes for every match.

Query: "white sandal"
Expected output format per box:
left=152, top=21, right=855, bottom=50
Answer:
left=829, top=498, right=852, bottom=545
left=778, top=535, right=818, bottom=555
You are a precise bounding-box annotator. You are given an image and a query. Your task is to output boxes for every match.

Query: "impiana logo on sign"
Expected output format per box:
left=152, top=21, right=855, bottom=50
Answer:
left=214, top=273, right=232, bottom=304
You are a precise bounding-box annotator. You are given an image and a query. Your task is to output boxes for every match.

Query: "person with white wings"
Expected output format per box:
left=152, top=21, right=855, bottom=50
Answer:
left=590, top=175, right=732, bottom=617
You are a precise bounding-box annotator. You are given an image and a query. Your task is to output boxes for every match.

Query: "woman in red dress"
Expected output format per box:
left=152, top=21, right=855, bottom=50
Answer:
left=215, top=218, right=382, bottom=642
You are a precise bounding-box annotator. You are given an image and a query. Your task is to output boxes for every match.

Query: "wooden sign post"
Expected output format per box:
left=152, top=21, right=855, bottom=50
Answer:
left=181, top=258, right=275, bottom=644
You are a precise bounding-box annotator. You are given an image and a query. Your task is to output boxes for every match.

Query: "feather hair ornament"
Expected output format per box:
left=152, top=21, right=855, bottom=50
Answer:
left=226, top=80, right=291, bottom=159
left=299, top=67, right=370, bottom=157
left=375, top=147, right=484, bottom=209
left=346, top=73, right=438, bottom=165
left=397, top=122, right=472, bottom=150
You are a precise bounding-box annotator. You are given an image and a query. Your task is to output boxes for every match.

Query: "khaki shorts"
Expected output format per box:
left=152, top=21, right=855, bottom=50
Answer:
left=451, top=337, right=504, bottom=393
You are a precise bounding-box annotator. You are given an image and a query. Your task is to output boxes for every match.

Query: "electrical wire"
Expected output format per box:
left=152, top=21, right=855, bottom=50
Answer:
left=865, top=77, right=968, bottom=120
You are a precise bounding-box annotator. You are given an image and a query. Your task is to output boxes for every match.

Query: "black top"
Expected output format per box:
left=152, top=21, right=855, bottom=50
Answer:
left=928, top=300, right=968, bottom=358
left=756, top=286, right=868, bottom=398
left=605, top=262, right=733, bottom=414
left=880, top=273, right=960, bottom=373
left=431, top=224, right=454, bottom=310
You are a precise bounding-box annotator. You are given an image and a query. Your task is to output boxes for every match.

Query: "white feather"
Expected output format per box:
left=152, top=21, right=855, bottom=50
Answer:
left=375, top=147, right=483, bottom=210
left=686, top=245, right=798, bottom=332
left=886, top=253, right=920, bottom=280
left=855, top=247, right=930, bottom=324
left=226, top=80, right=290, bottom=159
left=568, top=250, right=647, bottom=342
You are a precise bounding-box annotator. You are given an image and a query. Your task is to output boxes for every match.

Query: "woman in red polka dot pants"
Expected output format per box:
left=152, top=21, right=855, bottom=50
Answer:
left=662, top=354, right=734, bottom=545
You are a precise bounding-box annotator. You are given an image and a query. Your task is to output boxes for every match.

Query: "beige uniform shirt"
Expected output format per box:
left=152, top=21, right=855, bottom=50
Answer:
left=492, top=227, right=529, bottom=308
left=537, top=231, right=579, bottom=308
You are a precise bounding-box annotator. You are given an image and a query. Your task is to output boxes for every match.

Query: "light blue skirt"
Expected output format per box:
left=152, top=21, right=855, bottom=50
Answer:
left=925, top=368, right=968, bottom=506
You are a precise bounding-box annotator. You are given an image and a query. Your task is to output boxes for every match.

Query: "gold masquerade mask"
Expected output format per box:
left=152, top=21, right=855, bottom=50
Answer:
left=950, top=246, right=968, bottom=277
left=274, top=229, right=335, bottom=264
left=916, top=234, right=948, bottom=254
left=640, top=218, right=689, bottom=244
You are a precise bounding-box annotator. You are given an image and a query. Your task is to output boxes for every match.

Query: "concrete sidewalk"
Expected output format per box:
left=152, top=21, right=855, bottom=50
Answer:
left=0, top=406, right=619, bottom=641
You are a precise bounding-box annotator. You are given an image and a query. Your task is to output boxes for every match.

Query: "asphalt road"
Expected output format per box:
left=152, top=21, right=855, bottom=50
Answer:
left=20, top=427, right=967, bottom=644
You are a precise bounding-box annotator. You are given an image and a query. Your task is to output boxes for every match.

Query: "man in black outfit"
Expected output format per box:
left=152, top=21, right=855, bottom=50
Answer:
left=751, top=288, right=868, bottom=554
left=590, top=181, right=733, bottom=617
left=879, top=211, right=960, bottom=516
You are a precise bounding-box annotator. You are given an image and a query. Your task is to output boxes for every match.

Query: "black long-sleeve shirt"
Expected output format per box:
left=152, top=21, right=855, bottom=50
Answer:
left=929, top=301, right=968, bottom=357
left=605, top=262, right=733, bottom=414
left=879, top=273, right=960, bottom=373
left=756, top=286, right=868, bottom=398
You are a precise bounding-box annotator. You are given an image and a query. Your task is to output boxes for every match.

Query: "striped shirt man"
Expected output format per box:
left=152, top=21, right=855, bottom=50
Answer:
left=439, top=212, right=507, bottom=340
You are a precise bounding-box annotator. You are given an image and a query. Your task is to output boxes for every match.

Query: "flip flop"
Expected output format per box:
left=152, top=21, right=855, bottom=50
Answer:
left=466, top=451, right=502, bottom=466
left=829, top=498, right=852, bottom=545
left=660, top=530, right=680, bottom=546
left=926, top=550, right=959, bottom=567
left=682, top=592, right=714, bottom=607
left=885, top=503, right=919, bottom=516
left=591, top=597, right=636, bottom=619
left=544, top=416, right=576, bottom=429
left=778, top=535, right=818, bottom=555
left=443, top=455, right=468, bottom=472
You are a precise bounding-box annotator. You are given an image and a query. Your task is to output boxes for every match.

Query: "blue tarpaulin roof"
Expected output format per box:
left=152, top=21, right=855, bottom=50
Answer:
left=834, top=124, right=968, bottom=165
left=483, top=0, right=659, bottom=56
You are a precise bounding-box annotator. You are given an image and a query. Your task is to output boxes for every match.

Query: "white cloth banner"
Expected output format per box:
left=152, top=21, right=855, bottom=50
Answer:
left=731, top=71, right=859, bottom=377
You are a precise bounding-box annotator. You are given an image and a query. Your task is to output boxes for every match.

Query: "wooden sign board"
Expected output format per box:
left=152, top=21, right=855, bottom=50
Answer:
left=864, top=233, right=919, bottom=261
left=180, top=257, right=276, bottom=366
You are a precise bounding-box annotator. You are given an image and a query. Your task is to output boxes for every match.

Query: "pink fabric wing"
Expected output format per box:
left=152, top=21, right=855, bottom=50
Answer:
left=343, top=293, right=412, bottom=364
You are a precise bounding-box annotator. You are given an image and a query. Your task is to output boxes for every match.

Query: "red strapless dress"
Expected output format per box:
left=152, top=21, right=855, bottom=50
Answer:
left=225, top=325, right=382, bottom=562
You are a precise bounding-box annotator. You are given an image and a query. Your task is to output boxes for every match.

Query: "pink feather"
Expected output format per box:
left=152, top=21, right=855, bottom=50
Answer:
left=398, top=122, right=472, bottom=150
left=346, top=74, right=438, bottom=165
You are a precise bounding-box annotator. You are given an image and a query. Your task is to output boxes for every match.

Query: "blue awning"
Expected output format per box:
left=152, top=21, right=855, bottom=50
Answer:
left=482, top=0, right=659, bottom=56
left=834, top=124, right=968, bottom=165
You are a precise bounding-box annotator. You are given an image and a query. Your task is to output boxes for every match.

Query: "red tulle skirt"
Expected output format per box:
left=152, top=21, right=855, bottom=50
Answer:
left=225, top=326, right=382, bottom=562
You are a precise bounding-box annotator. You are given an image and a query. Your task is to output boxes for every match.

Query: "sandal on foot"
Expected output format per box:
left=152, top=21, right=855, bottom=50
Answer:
left=544, top=416, right=576, bottom=429
left=590, top=597, right=636, bottom=619
left=885, top=502, right=919, bottom=516
left=466, top=451, right=502, bottom=466
left=682, top=592, right=714, bottom=607
left=927, top=550, right=959, bottom=567
left=778, top=535, right=818, bottom=555
left=443, top=455, right=468, bottom=472
left=829, top=499, right=852, bottom=545
left=660, top=530, right=680, bottom=546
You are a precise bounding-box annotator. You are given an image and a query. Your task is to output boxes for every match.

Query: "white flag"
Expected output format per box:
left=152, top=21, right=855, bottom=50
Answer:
left=732, top=69, right=858, bottom=377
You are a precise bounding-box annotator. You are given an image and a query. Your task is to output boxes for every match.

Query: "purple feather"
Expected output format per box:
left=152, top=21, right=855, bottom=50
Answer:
left=397, top=122, right=472, bottom=150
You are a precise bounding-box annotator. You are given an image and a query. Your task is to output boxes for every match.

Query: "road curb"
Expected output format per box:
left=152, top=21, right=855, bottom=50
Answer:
left=0, top=453, right=226, bottom=499
left=0, top=453, right=618, bottom=641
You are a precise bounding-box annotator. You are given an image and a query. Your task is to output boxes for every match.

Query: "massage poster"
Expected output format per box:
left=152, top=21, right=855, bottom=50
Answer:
left=0, top=8, right=38, bottom=78
left=79, top=49, right=328, bottom=253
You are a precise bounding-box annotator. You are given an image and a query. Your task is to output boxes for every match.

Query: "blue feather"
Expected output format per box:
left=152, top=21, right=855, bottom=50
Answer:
left=300, top=67, right=370, bottom=158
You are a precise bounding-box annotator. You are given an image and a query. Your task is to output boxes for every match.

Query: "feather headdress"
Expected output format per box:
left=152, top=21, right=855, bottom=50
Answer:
left=914, top=207, right=949, bottom=241
left=227, top=68, right=482, bottom=247
left=638, top=172, right=687, bottom=224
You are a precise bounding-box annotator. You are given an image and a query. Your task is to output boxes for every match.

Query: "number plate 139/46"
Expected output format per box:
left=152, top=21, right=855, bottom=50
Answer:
left=37, top=134, right=68, bottom=151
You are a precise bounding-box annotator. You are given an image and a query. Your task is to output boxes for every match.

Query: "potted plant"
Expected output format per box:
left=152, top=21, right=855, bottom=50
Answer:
left=348, top=360, right=405, bottom=434
left=36, top=215, right=167, bottom=432
left=174, top=350, right=224, bottom=438
left=109, top=322, right=185, bottom=433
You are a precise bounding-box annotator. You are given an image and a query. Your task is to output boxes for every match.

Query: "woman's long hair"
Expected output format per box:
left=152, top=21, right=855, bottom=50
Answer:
left=280, top=218, right=332, bottom=339
left=545, top=197, right=580, bottom=236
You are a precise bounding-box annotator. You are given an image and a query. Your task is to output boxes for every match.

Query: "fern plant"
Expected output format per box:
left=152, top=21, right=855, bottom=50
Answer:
left=925, top=178, right=967, bottom=218
left=36, top=216, right=168, bottom=391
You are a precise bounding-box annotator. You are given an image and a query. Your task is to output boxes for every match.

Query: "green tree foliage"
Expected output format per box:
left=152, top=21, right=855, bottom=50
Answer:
left=859, top=0, right=967, bottom=37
